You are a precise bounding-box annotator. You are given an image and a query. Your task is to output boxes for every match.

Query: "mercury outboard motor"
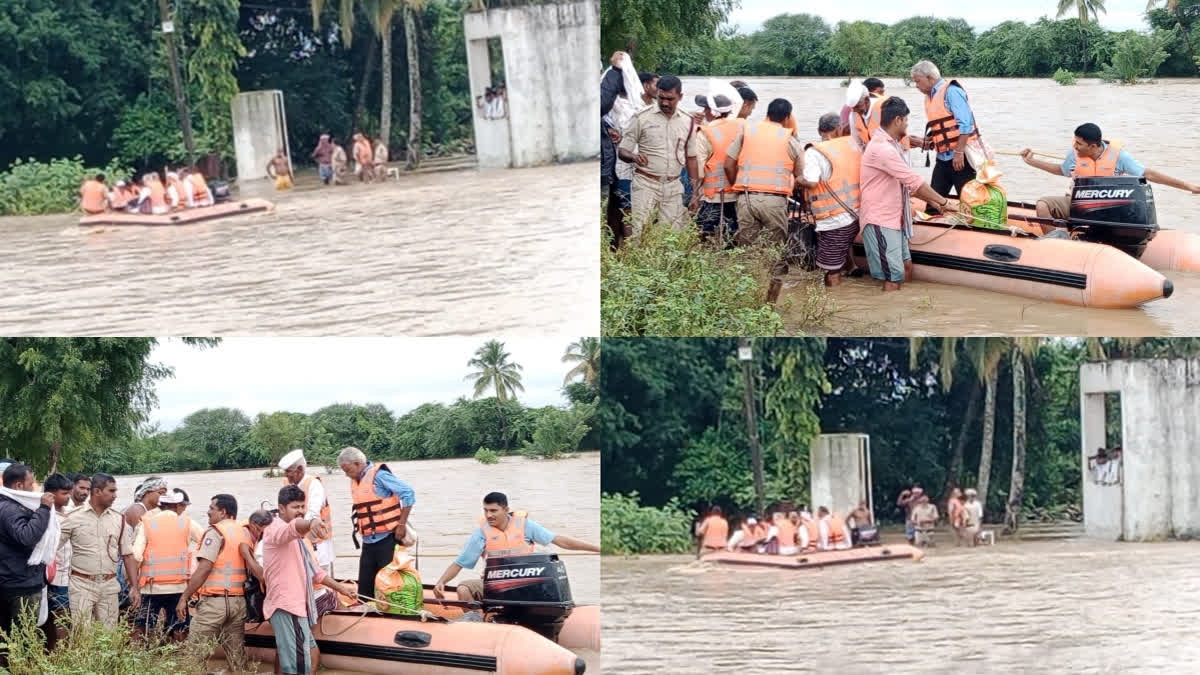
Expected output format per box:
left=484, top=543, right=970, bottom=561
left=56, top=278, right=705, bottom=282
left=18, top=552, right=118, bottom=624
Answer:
left=1068, top=176, right=1158, bottom=258
left=482, top=553, right=574, bottom=642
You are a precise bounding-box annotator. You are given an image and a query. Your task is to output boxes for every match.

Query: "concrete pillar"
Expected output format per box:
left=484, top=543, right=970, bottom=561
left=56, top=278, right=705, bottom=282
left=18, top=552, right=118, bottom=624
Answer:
left=231, top=90, right=289, bottom=181
left=810, top=434, right=870, bottom=516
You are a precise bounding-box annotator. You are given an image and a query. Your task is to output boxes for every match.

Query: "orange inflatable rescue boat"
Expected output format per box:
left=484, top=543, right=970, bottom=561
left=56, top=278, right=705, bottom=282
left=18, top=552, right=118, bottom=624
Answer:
left=701, top=544, right=924, bottom=569
left=78, top=198, right=274, bottom=226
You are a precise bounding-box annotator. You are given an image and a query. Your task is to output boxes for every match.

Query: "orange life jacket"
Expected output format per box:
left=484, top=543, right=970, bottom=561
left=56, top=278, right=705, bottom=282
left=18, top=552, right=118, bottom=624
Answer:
left=188, top=172, right=210, bottom=200
left=827, top=514, right=848, bottom=544
left=478, top=510, right=536, bottom=558
left=1071, top=139, right=1124, bottom=177
left=866, top=100, right=911, bottom=151
left=775, top=519, right=797, bottom=548
left=733, top=120, right=795, bottom=196
left=923, top=79, right=976, bottom=154
left=140, top=511, right=192, bottom=587
left=148, top=180, right=166, bottom=209
left=700, top=117, right=743, bottom=198
left=198, top=519, right=249, bottom=596
left=167, top=176, right=186, bottom=207
left=282, top=474, right=332, bottom=543
left=851, top=109, right=870, bottom=150
left=700, top=515, right=729, bottom=549
left=803, top=520, right=819, bottom=549
left=350, top=463, right=406, bottom=539
left=805, top=136, right=862, bottom=221
left=81, top=180, right=107, bottom=213
left=355, top=140, right=373, bottom=164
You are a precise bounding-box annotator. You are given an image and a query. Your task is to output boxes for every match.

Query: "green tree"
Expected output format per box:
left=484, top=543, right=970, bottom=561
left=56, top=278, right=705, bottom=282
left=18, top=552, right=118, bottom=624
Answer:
left=829, top=21, right=890, bottom=76
left=0, top=338, right=216, bottom=473
left=173, top=407, right=262, bottom=470
left=562, top=337, right=601, bottom=385
left=1057, top=0, right=1107, bottom=71
left=745, top=14, right=835, bottom=76
left=600, top=0, right=736, bottom=72
left=1148, top=0, right=1200, bottom=75
left=523, top=401, right=595, bottom=459
left=466, top=340, right=524, bottom=401
left=249, top=411, right=313, bottom=466
left=181, top=0, right=247, bottom=163
left=1102, top=30, right=1172, bottom=82
left=311, top=402, right=395, bottom=459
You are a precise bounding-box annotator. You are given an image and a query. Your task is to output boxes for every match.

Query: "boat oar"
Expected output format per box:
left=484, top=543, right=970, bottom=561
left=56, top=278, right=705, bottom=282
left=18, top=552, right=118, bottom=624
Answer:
left=993, top=149, right=1063, bottom=160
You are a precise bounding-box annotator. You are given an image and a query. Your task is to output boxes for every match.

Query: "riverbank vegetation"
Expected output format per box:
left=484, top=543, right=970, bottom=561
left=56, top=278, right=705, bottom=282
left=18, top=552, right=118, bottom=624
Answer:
left=598, top=338, right=1200, bottom=550
left=603, top=1, right=1200, bottom=80
left=0, top=337, right=599, bottom=476
left=0, top=0, right=482, bottom=215
left=601, top=492, right=695, bottom=555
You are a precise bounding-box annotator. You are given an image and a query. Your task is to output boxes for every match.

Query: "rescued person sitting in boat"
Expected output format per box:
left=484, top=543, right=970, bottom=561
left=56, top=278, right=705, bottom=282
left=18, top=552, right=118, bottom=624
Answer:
left=798, top=511, right=819, bottom=551
left=816, top=506, right=852, bottom=551
left=1021, top=122, right=1200, bottom=231
left=725, top=516, right=765, bottom=552
left=695, top=505, right=729, bottom=554
left=910, top=494, right=939, bottom=547
left=769, top=512, right=798, bottom=555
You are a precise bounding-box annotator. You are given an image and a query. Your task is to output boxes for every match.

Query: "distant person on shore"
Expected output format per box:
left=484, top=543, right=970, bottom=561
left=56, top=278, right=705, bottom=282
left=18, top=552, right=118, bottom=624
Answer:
left=59, top=473, right=138, bottom=627
left=80, top=174, right=109, bottom=214
left=373, top=137, right=389, bottom=181
left=911, top=494, right=939, bottom=547
left=947, top=487, right=967, bottom=546
left=432, top=491, right=599, bottom=602
left=267, top=149, right=294, bottom=191
left=331, top=138, right=348, bottom=185
left=695, top=505, right=729, bottom=554
left=897, top=484, right=923, bottom=543
left=311, top=134, right=334, bottom=186
left=353, top=133, right=375, bottom=183
left=963, top=489, right=984, bottom=546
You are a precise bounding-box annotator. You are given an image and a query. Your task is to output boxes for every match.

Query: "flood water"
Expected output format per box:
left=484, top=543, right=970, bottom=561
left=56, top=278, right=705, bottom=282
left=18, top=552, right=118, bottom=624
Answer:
left=0, top=162, right=599, bottom=335
left=681, top=77, right=1200, bottom=335
left=114, top=453, right=600, bottom=604
left=602, top=536, right=1200, bottom=673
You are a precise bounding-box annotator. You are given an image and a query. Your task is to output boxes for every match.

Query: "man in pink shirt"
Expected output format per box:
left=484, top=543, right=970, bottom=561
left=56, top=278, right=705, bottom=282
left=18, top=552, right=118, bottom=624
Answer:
left=858, top=96, right=951, bottom=291
left=262, top=484, right=355, bottom=675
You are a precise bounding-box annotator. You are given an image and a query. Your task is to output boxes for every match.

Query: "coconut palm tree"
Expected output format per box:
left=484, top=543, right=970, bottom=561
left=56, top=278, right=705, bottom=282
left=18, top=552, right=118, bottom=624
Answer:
left=466, top=340, right=524, bottom=401
left=1003, top=344, right=1028, bottom=534
left=562, top=338, right=600, bottom=385
left=402, top=1, right=425, bottom=169
left=1147, top=0, right=1199, bottom=75
left=1056, top=0, right=1107, bottom=72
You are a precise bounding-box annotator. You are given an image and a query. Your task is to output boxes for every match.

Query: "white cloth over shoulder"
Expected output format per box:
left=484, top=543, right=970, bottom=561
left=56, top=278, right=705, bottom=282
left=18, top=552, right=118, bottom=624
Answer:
left=0, top=486, right=59, bottom=625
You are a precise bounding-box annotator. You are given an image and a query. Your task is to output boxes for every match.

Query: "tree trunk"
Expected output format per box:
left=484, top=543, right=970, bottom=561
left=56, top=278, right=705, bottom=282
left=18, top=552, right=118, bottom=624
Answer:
left=49, top=440, right=61, bottom=475
left=380, top=13, right=394, bottom=153
left=1176, top=10, right=1200, bottom=76
left=353, top=38, right=379, bottom=133
left=976, top=370, right=998, bottom=517
left=739, top=338, right=766, bottom=517
left=944, top=381, right=982, bottom=497
left=1004, top=350, right=1027, bottom=534
left=403, top=5, right=422, bottom=169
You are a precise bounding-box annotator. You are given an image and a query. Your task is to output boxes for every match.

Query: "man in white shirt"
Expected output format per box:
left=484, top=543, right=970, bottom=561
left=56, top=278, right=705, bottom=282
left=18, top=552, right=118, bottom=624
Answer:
left=279, top=449, right=334, bottom=576
left=797, top=112, right=862, bottom=286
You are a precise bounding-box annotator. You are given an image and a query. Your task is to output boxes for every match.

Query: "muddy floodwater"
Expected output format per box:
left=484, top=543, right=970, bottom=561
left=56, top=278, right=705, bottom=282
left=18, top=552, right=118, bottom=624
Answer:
left=115, top=453, right=599, bottom=605
left=681, top=77, right=1200, bottom=335
left=0, top=161, right=598, bottom=335
left=603, top=536, right=1200, bottom=673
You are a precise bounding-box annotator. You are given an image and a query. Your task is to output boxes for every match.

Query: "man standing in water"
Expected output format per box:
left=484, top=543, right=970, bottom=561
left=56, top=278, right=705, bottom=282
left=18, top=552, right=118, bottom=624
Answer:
left=338, top=446, right=416, bottom=601
left=431, top=491, right=599, bottom=602
left=724, top=98, right=805, bottom=253
left=279, top=449, right=334, bottom=577
left=267, top=149, right=293, bottom=191
left=310, top=134, right=334, bottom=186
left=618, top=75, right=696, bottom=239
left=897, top=484, right=923, bottom=543
left=331, top=138, right=348, bottom=185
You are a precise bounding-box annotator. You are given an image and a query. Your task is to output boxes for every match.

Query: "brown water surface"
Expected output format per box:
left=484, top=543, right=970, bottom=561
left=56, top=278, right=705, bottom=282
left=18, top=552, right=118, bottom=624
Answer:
left=0, top=162, right=598, bottom=335
left=681, top=77, right=1200, bottom=335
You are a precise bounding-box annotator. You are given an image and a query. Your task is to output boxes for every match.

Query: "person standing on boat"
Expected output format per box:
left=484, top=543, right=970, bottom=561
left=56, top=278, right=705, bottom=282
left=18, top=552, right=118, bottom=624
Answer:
left=859, top=97, right=952, bottom=292
left=431, top=491, right=599, bottom=603
left=1020, top=122, right=1200, bottom=228
left=910, top=60, right=980, bottom=213
left=279, top=449, right=334, bottom=577
left=338, top=446, right=415, bottom=602
left=177, top=494, right=252, bottom=672
left=695, top=505, right=729, bottom=554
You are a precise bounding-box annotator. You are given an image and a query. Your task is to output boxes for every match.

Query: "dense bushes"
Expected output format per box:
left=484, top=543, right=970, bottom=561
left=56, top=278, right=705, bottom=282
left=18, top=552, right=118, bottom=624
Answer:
left=0, top=156, right=131, bottom=216
left=601, top=219, right=785, bottom=336
left=600, top=492, right=694, bottom=555
left=1052, top=68, right=1078, bottom=85
left=1, top=611, right=211, bottom=674
left=1101, top=32, right=1172, bottom=83
left=474, top=447, right=500, bottom=464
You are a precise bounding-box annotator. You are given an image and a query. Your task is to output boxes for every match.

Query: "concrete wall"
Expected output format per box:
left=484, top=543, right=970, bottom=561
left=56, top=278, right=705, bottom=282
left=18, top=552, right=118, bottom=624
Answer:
left=1080, top=359, right=1200, bottom=541
left=464, top=1, right=599, bottom=168
left=810, top=434, right=870, bottom=516
left=231, top=90, right=289, bottom=181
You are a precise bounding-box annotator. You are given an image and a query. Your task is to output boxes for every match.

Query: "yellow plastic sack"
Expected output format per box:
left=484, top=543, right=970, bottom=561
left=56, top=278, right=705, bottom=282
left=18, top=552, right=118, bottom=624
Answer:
left=960, top=161, right=1008, bottom=229
left=374, top=546, right=424, bottom=615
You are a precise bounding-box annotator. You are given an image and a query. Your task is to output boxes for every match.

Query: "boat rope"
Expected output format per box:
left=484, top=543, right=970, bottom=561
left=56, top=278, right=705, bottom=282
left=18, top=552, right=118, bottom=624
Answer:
left=908, top=207, right=1032, bottom=246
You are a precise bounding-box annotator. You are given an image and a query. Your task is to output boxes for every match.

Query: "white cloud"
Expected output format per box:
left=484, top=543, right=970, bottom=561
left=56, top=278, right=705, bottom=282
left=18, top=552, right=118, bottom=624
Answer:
left=149, top=337, right=582, bottom=429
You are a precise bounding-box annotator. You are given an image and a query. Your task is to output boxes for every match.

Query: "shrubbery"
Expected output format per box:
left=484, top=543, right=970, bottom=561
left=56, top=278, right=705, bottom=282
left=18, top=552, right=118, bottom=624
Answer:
left=1052, top=67, right=1077, bottom=85
left=1101, top=32, right=1171, bottom=83
left=601, top=218, right=785, bottom=336
left=0, top=156, right=132, bottom=216
left=474, top=447, right=500, bottom=464
left=600, top=491, right=695, bottom=555
left=522, top=402, right=595, bottom=459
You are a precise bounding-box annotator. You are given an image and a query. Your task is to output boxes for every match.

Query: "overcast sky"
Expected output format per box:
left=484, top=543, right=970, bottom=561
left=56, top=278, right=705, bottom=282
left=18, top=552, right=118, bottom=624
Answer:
left=148, top=338, right=579, bottom=430
left=727, top=1, right=1153, bottom=35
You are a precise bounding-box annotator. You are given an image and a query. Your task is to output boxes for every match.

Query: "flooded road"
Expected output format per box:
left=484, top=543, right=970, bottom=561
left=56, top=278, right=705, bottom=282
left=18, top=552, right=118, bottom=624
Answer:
left=0, top=161, right=598, bottom=335
left=682, top=76, right=1200, bottom=335
left=115, top=453, right=599, bottom=605
left=603, top=536, right=1200, bottom=673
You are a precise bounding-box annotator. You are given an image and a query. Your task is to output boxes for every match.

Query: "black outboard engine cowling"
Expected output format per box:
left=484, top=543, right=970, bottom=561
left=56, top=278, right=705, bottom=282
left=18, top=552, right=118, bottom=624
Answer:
left=1069, top=176, right=1158, bottom=258
left=482, top=553, right=574, bottom=642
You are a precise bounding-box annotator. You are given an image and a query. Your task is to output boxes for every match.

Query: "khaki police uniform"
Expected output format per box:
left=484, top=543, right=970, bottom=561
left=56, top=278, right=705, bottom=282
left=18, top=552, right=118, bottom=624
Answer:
left=619, top=105, right=695, bottom=238
left=58, top=505, right=132, bottom=627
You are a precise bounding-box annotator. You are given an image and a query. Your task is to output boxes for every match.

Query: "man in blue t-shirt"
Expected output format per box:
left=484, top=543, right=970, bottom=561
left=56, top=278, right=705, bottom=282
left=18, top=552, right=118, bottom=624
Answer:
left=1021, top=122, right=1200, bottom=230
left=432, top=491, right=599, bottom=602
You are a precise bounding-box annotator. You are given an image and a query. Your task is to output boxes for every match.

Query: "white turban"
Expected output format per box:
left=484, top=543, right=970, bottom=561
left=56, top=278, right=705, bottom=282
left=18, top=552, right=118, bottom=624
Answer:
left=278, top=448, right=306, bottom=470
left=705, top=78, right=742, bottom=115
left=845, top=81, right=869, bottom=108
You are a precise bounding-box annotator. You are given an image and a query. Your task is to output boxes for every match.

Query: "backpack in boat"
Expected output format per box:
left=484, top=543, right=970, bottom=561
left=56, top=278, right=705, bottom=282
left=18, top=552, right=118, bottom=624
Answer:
left=244, top=576, right=266, bottom=623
